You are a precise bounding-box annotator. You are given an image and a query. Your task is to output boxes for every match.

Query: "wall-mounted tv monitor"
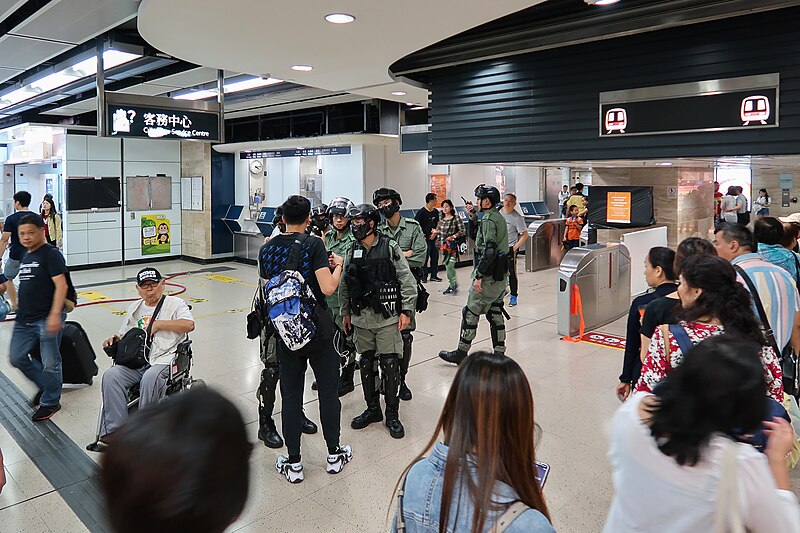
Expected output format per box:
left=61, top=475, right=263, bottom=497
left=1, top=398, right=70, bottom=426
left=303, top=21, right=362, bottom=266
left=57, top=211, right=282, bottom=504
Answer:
left=66, top=177, right=121, bottom=211
left=587, top=186, right=655, bottom=228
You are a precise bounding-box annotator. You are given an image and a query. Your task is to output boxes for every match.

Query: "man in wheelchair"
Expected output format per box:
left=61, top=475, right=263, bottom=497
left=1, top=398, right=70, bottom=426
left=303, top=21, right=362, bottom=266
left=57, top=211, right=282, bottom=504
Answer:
left=91, top=268, right=194, bottom=450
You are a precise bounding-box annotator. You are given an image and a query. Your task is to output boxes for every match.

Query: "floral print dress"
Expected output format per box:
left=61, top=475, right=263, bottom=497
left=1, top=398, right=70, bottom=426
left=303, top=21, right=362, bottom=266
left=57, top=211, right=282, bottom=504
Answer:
left=634, top=321, right=784, bottom=402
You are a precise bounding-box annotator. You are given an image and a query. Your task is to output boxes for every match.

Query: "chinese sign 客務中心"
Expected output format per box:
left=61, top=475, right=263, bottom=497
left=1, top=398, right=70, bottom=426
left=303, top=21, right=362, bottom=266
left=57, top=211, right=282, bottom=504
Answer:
left=109, top=105, right=220, bottom=141
left=141, top=214, right=171, bottom=255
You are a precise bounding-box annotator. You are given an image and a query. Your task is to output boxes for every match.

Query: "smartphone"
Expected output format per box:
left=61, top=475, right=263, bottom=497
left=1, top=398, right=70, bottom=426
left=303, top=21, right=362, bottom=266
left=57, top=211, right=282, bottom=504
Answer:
left=535, top=461, right=550, bottom=488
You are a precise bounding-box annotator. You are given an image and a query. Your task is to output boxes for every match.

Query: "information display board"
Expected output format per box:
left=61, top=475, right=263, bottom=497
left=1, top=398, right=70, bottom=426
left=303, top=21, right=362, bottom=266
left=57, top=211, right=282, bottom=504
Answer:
left=588, top=186, right=654, bottom=229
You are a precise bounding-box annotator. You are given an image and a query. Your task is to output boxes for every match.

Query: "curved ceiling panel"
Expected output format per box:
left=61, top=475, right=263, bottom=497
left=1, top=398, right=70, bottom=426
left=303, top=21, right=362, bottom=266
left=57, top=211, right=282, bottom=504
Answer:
left=137, top=0, right=540, bottom=106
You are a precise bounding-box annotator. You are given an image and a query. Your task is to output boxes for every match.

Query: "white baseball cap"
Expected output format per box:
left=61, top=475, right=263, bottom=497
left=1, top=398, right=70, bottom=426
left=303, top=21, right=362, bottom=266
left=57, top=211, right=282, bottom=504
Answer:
left=779, top=213, right=800, bottom=224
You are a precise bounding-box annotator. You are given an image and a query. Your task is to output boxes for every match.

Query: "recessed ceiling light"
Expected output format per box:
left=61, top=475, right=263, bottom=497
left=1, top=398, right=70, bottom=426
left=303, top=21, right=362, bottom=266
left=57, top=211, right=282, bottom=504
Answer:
left=655, top=162, right=673, bottom=166
left=325, top=13, right=355, bottom=24
left=592, top=0, right=621, bottom=5
left=392, top=91, right=407, bottom=96
left=291, top=65, right=313, bottom=72
left=405, top=102, right=415, bottom=106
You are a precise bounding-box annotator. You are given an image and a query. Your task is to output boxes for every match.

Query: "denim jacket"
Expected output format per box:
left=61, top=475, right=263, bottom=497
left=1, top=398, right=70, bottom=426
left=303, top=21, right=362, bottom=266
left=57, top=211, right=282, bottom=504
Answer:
left=392, top=443, right=555, bottom=533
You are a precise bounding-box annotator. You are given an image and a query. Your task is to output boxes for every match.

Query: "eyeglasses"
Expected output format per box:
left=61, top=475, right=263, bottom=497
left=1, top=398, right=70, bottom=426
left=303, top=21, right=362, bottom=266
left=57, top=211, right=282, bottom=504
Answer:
left=138, top=282, right=159, bottom=290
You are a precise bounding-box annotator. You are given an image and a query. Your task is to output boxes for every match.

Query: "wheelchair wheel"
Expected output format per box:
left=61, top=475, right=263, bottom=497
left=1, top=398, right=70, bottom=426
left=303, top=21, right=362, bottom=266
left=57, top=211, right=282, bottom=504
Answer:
left=189, top=379, right=206, bottom=389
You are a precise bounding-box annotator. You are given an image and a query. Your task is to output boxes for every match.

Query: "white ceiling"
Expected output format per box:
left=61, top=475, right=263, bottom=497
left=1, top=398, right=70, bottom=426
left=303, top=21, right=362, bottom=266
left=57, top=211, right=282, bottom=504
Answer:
left=137, top=0, right=544, bottom=107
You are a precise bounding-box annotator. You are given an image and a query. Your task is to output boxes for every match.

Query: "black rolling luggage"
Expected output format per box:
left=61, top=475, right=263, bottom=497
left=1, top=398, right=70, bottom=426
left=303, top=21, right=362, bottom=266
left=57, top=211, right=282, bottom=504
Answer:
left=30, top=321, right=98, bottom=385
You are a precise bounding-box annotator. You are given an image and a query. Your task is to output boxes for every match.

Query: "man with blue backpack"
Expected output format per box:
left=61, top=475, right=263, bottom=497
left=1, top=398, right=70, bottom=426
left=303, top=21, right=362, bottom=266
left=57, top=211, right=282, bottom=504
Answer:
left=258, top=195, right=352, bottom=484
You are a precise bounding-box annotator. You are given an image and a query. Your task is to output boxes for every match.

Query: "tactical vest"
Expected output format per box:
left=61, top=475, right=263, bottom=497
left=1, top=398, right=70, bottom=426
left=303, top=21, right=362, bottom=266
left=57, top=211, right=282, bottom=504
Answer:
left=346, top=235, right=401, bottom=318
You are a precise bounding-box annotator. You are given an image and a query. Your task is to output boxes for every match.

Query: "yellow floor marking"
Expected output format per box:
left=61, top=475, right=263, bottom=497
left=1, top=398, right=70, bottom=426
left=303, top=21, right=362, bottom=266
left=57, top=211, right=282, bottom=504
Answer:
left=205, top=274, right=256, bottom=288
left=193, top=307, right=248, bottom=320
left=77, top=290, right=109, bottom=301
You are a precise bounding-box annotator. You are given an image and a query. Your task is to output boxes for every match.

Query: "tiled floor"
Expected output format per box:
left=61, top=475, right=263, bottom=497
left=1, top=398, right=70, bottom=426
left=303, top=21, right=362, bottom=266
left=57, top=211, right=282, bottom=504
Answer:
left=0, top=258, right=798, bottom=532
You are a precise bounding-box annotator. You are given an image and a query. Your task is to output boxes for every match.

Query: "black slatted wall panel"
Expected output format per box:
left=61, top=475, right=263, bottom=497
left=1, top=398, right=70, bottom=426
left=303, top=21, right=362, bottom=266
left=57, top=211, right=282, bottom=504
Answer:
left=428, top=7, right=800, bottom=164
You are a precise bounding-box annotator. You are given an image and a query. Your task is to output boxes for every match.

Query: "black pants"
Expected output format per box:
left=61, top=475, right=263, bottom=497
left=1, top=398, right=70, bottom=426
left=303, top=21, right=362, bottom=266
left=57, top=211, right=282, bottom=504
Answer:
left=508, top=250, right=519, bottom=297
left=277, top=335, right=341, bottom=457
left=423, top=239, right=439, bottom=279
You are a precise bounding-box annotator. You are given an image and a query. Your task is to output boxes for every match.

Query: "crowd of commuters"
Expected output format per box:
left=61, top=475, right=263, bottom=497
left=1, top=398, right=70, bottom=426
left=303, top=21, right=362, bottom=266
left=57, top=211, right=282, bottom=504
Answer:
left=7, top=181, right=800, bottom=532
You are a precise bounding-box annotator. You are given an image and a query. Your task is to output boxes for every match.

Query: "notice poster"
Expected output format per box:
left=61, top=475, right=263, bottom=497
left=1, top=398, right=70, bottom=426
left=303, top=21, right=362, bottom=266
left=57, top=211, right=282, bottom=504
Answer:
left=606, top=192, right=632, bottom=224
left=429, top=174, right=449, bottom=207
left=141, top=214, right=171, bottom=255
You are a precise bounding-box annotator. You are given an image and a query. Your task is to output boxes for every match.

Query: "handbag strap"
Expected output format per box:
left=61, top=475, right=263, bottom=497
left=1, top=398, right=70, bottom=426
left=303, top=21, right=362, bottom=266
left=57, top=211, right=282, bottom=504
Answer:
left=793, top=253, right=800, bottom=287
left=286, top=233, right=310, bottom=272
left=714, top=441, right=745, bottom=533
left=492, top=501, right=529, bottom=533
left=660, top=324, right=672, bottom=374
left=145, top=295, right=167, bottom=356
left=734, top=265, right=782, bottom=354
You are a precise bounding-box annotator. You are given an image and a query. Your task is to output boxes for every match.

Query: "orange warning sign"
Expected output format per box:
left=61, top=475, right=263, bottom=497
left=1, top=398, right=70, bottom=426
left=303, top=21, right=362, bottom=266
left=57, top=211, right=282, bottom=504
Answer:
left=607, top=192, right=631, bottom=224
left=429, top=174, right=449, bottom=208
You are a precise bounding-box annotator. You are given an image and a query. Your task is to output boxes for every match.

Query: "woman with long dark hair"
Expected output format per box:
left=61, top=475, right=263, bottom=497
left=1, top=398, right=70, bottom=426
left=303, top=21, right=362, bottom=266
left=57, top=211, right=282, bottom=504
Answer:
left=637, top=237, right=717, bottom=367
left=40, top=197, right=62, bottom=249
left=635, top=254, right=783, bottom=401
left=437, top=199, right=466, bottom=295
left=616, top=246, right=677, bottom=402
left=754, top=188, right=771, bottom=217
left=719, top=185, right=741, bottom=224
left=392, top=351, right=553, bottom=533
left=606, top=336, right=799, bottom=531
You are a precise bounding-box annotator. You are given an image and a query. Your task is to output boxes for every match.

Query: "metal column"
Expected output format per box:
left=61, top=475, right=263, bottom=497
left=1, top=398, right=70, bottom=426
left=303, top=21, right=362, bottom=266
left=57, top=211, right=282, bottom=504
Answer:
left=217, top=69, right=225, bottom=143
left=96, top=39, right=105, bottom=137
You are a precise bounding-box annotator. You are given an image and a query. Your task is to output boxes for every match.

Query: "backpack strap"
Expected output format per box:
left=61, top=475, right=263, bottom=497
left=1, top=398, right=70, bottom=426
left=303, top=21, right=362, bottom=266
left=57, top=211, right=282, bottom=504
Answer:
left=286, top=233, right=310, bottom=272
left=493, top=501, right=530, bottom=533
left=669, top=324, right=693, bottom=356
left=793, top=253, right=800, bottom=287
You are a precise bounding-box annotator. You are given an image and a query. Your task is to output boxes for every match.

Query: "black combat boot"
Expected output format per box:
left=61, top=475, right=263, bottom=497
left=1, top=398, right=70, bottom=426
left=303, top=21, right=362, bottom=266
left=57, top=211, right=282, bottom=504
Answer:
left=338, top=362, right=356, bottom=397
left=301, top=410, right=318, bottom=434
left=258, top=409, right=284, bottom=448
left=438, top=349, right=468, bottom=365
left=399, top=331, right=413, bottom=401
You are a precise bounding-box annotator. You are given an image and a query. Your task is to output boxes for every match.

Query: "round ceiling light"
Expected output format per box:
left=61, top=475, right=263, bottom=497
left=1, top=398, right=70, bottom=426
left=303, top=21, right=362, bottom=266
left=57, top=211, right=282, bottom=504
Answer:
left=291, top=65, right=313, bottom=72
left=391, top=91, right=407, bottom=96
left=325, top=13, right=355, bottom=24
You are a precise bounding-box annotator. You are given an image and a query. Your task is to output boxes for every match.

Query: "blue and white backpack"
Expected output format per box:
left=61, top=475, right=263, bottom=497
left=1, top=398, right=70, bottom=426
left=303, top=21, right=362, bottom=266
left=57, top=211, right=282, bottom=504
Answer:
left=264, top=234, right=318, bottom=351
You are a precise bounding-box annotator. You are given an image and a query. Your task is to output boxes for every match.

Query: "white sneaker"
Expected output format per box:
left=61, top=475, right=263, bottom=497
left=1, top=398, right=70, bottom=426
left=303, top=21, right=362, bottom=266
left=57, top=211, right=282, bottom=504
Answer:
left=276, top=455, right=304, bottom=483
left=326, top=445, right=353, bottom=474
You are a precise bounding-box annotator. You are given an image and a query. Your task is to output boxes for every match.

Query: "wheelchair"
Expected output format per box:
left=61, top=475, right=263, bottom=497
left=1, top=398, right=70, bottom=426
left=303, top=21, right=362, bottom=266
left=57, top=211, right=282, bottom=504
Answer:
left=86, top=339, right=204, bottom=452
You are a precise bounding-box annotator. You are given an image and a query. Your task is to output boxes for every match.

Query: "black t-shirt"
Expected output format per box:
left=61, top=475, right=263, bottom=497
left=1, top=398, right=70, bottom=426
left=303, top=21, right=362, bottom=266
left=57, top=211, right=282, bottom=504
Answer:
left=4, top=211, right=43, bottom=260
left=640, top=296, right=681, bottom=338
left=414, top=207, right=440, bottom=238
left=17, top=244, right=67, bottom=322
left=258, top=233, right=330, bottom=304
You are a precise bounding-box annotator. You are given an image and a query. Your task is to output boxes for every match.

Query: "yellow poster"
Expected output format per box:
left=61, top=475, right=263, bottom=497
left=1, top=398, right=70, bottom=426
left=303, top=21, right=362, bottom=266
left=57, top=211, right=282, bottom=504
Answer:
left=607, top=192, right=631, bottom=224
left=141, top=214, right=171, bottom=255
left=429, top=174, right=449, bottom=207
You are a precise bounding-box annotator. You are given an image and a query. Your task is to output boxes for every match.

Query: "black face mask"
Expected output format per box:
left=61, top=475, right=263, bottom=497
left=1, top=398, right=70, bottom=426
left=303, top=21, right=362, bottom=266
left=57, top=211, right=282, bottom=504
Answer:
left=352, top=221, right=372, bottom=241
left=380, top=203, right=400, bottom=218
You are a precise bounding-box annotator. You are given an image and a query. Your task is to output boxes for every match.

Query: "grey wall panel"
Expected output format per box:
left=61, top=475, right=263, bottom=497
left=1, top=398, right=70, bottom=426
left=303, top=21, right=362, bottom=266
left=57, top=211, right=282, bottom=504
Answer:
left=427, top=7, right=800, bottom=164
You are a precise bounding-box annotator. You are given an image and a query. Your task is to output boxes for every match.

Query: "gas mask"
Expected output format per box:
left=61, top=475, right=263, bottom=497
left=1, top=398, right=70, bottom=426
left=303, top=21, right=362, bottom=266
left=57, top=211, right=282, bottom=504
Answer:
left=351, top=220, right=373, bottom=241
left=379, top=202, right=400, bottom=219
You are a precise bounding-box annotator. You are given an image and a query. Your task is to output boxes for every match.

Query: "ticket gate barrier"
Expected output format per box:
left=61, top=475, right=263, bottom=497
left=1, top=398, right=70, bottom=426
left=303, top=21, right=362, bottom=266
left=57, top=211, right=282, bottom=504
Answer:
left=557, top=244, right=631, bottom=338
left=525, top=219, right=567, bottom=272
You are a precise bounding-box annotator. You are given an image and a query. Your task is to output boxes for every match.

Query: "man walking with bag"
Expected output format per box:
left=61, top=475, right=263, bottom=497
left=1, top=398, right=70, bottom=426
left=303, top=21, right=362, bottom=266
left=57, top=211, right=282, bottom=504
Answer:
left=8, top=214, right=67, bottom=421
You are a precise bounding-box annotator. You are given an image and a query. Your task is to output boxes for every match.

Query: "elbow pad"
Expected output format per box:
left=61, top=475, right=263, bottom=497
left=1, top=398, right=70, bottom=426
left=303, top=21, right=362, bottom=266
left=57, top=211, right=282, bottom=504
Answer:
left=477, top=241, right=498, bottom=276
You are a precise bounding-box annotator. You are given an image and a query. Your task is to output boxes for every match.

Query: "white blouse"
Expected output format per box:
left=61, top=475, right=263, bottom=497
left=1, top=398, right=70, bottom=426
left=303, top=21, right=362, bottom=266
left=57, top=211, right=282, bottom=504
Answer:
left=604, top=393, right=800, bottom=533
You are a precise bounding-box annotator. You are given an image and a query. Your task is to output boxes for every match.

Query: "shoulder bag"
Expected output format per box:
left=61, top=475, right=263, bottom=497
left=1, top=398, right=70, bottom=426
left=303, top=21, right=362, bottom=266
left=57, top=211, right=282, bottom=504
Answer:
left=734, top=265, right=799, bottom=397
left=110, top=295, right=166, bottom=369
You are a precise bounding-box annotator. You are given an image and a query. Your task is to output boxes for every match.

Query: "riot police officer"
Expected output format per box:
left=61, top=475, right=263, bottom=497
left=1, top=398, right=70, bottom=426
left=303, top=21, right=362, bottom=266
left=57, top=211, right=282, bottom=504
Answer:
left=439, top=184, right=509, bottom=365
left=374, top=188, right=426, bottom=401
left=325, top=197, right=357, bottom=395
left=340, top=204, right=417, bottom=439
left=307, top=204, right=329, bottom=239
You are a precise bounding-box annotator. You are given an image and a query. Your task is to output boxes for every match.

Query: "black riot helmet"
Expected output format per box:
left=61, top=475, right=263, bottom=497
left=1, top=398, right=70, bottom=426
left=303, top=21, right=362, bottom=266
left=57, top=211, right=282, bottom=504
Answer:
left=348, top=204, right=381, bottom=241
left=327, top=197, right=355, bottom=218
left=272, top=205, right=285, bottom=231
left=474, top=184, right=501, bottom=208
left=373, top=188, right=402, bottom=219
left=308, top=203, right=329, bottom=235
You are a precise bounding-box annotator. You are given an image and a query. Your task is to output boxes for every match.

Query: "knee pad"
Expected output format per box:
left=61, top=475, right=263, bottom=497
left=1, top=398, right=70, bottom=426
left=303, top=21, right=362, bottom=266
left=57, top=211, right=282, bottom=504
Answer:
left=359, top=351, right=377, bottom=367
left=461, top=306, right=479, bottom=329
left=379, top=353, right=400, bottom=374
left=260, top=365, right=280, bottom=388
